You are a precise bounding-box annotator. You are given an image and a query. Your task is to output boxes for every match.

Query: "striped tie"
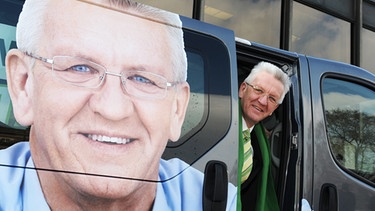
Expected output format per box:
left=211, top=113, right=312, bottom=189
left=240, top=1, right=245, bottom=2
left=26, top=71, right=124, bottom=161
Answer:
left=241, top=129, right=253, bottom=183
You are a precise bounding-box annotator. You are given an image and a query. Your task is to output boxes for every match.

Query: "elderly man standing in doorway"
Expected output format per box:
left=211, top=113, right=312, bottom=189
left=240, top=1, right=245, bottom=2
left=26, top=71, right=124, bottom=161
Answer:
left=238, top=61, right=291, bottom=211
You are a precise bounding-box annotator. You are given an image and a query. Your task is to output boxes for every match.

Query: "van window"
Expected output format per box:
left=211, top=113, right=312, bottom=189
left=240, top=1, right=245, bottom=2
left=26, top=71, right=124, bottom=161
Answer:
left=322, top=78, right=375, bottom=185
left=163, top=27, right=232, bottom=165
left=180, top=51, right=205, bottom=139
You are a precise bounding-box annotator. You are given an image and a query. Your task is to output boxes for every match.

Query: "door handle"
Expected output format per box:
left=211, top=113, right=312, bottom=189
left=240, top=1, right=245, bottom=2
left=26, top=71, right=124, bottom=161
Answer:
left=319, top=183, right=338, bottom=211
left=203, top=160, right=228, bottom=211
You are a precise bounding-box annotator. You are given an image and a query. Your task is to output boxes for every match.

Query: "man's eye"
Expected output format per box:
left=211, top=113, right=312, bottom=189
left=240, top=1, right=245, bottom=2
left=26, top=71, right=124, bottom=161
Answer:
left=67, top=65, right=94, bottom=73
left=254, top=88, right=263, bottom=94
left=128, top=75, right=155, bottom=85
left=269, top=96, right=277, bottom=104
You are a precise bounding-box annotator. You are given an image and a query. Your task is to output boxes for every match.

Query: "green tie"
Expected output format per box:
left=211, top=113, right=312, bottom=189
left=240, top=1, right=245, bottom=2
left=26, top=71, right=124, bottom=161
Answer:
left=241, top=128, right=253, bottom=183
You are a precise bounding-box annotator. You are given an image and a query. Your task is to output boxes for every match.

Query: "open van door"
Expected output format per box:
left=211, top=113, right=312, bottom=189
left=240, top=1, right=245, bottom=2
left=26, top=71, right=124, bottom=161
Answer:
left=235, top=39, right=304, bottom=210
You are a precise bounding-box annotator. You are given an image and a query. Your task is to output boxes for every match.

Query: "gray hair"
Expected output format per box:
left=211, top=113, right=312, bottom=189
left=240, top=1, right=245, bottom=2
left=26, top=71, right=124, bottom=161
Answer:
left=16, top=0, right=187, bottom=82
left=244, top=61, right=291, bottom=103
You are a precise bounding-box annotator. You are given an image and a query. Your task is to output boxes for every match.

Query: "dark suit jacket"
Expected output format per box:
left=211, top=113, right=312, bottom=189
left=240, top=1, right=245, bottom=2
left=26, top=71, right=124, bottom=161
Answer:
left=240, top=124, right=279, bottom=211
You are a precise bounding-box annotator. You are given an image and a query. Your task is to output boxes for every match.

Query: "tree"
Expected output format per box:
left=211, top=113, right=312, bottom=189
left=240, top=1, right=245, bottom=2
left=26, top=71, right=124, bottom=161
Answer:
left=326, top=108, right=375, bottom=182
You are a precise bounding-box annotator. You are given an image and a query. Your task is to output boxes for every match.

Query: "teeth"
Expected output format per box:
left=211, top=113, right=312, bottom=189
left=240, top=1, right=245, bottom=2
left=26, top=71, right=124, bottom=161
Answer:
left=254, top=105, right=263, bottom=112
left=87, top=134, right=131, bottom=144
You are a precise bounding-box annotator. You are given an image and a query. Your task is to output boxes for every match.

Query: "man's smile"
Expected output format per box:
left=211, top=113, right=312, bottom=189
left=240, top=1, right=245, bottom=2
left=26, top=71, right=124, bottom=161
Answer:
left=252, top=104, right=264, bottom=113
left=86, top=134, right=134, bottom=144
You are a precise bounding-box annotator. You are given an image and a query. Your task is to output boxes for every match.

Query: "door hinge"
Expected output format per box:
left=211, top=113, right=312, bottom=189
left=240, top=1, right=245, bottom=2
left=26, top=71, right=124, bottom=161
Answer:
left=291, top=133, right=298, bottom=150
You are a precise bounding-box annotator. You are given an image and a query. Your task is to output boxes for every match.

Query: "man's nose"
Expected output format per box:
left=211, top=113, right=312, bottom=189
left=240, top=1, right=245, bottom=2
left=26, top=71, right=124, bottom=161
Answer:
left=88, top=73, right=134, bottom=121
left=258, top=94, right=268, bottom=105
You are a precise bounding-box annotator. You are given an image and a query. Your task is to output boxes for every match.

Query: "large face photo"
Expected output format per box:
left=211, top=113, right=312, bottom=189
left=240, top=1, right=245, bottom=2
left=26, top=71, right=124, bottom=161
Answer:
left=0, top=1, right=238, bottom=210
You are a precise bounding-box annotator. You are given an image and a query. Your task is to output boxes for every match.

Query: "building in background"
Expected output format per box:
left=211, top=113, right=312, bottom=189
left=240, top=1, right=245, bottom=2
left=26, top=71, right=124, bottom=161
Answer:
left=138, top=0, right=375, bottom=74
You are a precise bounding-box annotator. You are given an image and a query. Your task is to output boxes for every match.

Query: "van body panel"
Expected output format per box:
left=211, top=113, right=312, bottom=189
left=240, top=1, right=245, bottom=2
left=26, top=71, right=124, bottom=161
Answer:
left=1, top=1, right=374, bottom=210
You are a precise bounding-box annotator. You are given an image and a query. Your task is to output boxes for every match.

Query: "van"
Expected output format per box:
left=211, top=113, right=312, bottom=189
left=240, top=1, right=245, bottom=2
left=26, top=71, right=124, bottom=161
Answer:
left=1, top=1, right=374, bottom=210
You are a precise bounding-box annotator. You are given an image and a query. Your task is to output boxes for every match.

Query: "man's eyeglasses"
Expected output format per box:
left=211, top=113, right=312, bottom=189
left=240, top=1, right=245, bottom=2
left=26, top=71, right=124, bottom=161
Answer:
left=245, top=82, right=280, bottom=106
left=25, top=52, right=179, bottom=99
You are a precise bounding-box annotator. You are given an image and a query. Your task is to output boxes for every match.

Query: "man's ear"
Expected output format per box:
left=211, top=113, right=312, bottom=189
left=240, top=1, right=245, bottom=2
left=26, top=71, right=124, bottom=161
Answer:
left=238, top=82, right=247, bottom=99
left=5, top=49, right=34, bottom=126
left=169, top=82, right=190, bottom=142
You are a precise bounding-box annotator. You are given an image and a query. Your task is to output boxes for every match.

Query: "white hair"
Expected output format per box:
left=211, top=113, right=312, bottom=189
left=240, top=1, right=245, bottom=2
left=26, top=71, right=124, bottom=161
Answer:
left=16, top=0, right=187, bottom=82
left=16, top=0, right=48, bottom=54
left=244, top=61, right=291, bottom=103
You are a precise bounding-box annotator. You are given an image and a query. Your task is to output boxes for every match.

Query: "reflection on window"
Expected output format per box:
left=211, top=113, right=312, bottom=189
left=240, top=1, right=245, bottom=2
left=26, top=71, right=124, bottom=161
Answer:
left=292, top=2, right=350, bottom=63
left=323, top=78, right=375, bottom=184
left=300, top=0, right=353, bottom=18
left=204, top=0, right=281, bottom=48
left=361, top=28, right=375, bottom=74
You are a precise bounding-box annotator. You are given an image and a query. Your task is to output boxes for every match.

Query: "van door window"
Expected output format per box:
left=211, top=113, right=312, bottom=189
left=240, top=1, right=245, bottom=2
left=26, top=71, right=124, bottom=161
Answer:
left=322, top=78, right=375, bottom=185
left=180, top=51, right=205, bottom=139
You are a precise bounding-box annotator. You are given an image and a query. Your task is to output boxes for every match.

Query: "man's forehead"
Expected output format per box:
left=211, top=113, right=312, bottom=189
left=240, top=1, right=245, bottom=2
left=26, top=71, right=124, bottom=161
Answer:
left=253, top=72, right=284, bottom=92
left=41, top=1, right=171, bottom=69
left=45, top=0, right=173, bottom=33
left=253, top=71, right=274, bottom=83
left=44, top=1, right=165, bottom=39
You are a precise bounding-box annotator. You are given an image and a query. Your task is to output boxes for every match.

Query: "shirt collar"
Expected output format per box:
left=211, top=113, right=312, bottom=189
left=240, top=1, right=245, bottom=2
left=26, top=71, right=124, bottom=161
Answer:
left=242, top=116, right=254, bottom=132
